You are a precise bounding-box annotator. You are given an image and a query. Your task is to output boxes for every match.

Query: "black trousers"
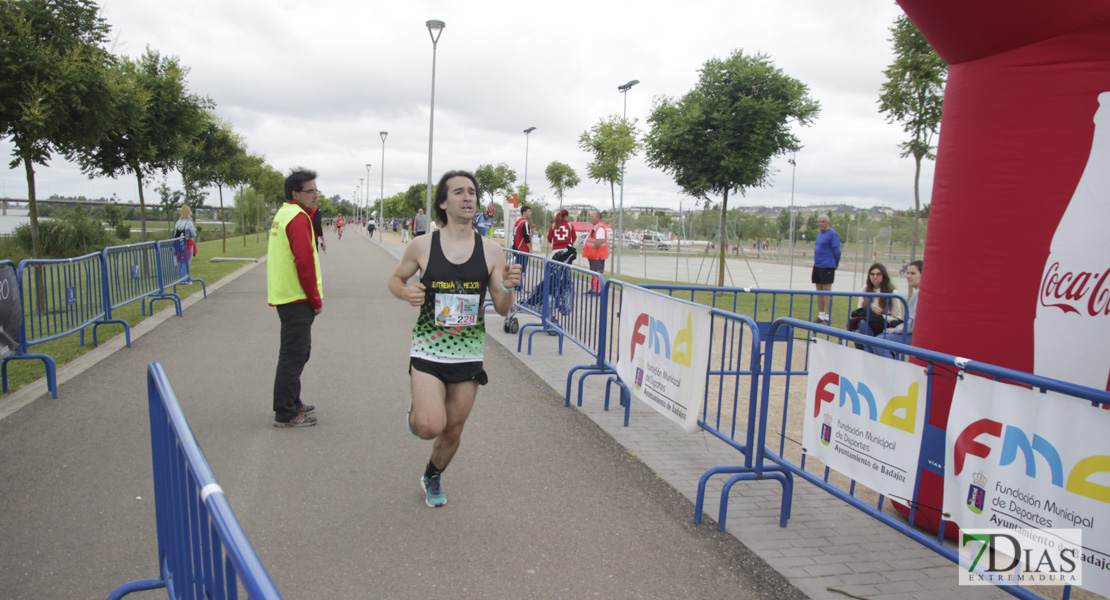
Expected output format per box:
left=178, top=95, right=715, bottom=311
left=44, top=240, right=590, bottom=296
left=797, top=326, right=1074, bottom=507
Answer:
left=273, top=302, right=315, bottom=421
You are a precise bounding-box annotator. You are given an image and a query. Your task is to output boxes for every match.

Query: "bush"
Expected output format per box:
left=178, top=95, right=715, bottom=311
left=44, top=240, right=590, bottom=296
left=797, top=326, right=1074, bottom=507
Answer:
left=11, top=207, right=112, bottom=258
left=115, top=223, right=131, bottom=240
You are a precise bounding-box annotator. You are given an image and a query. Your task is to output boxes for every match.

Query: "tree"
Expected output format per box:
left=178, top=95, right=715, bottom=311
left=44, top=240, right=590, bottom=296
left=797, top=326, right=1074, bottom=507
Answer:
left=878, top=14, right=947, bottom=261
left=578, top=115, right=640, bottom=215
left=188, top=115, right=250, bottom=252
left=77, top=48, right=210, bottom=242
left=645, top=50, right=820, bottom=285
left=544, top=161, right=580, bottom=211
left=1, top=0, right=118, bottom=258
left=474, top=163, right=517, bottom=208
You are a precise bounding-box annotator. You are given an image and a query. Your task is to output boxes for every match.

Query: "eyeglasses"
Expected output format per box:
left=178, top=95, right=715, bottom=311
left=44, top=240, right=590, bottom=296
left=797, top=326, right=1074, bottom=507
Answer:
left=298, top=189, right=320, bottom=196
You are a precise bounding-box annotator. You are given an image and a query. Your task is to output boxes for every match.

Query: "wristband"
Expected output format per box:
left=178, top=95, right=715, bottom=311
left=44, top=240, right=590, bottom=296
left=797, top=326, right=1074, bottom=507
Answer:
left=499, top=281, right=516, bottom=294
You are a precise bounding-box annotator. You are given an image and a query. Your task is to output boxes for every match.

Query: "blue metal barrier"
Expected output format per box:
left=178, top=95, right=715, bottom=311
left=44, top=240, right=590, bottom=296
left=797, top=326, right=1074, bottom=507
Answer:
left=562, top=272, right=615, bottom=414
left=155, top=237, right=207, bottom=306
left=1, top=253, right=128, bottom=399
left=738, top=317, right=1110, bottom=600
left=104, top=241, right=173, bottom=317
left=109, top=362, right=282, bottom=599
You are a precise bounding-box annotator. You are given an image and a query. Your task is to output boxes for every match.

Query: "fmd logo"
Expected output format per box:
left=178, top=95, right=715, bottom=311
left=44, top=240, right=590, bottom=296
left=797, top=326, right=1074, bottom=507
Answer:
left=811, top=371, right=919, bottom=434
left=629, top=312, right=696, bottom=368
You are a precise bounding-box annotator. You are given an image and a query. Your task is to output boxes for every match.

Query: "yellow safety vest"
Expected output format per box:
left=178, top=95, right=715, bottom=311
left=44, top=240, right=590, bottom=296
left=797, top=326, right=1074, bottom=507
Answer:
left=267, top=202, right=323, bottom=305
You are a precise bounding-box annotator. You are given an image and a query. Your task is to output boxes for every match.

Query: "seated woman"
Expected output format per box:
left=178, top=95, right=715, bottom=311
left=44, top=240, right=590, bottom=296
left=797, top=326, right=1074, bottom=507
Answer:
left=872, top=260, right=921, bottom=359
left=850, top=262, right=903, bottom=350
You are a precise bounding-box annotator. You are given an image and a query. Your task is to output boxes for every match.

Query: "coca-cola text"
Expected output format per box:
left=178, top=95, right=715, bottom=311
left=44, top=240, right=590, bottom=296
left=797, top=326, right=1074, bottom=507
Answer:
left=1039, top=262, right=1110, bottom=316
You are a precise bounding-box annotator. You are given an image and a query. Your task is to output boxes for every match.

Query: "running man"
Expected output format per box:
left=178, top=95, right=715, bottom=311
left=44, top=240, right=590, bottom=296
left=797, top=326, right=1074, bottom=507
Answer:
left=336, top=215, right=345, bottom=240
left=389, top=170, right=521, bottom=508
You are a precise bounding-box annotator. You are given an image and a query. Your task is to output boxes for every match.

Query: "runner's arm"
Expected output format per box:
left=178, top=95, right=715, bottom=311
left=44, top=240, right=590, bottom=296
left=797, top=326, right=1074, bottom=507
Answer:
left=389, top=238, right=428, bottom=306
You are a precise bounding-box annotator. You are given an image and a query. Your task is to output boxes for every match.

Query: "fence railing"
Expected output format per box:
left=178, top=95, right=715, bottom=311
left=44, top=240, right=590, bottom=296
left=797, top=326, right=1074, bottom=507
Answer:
left=108, top=362, right=281, bottom=599
left=2, top=237, right=202, bottom=398
left=490, top=261, right=1107, bottom=599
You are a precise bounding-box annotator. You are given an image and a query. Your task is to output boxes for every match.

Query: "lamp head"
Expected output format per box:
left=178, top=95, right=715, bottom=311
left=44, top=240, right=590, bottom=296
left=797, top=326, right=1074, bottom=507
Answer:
left=618, top=79, right=640, bottom=92
left=380, top=131, right=388, bottom=141
left=523, top=127, right=536, bottom=135
left=426, top=19, right=445, bottom=43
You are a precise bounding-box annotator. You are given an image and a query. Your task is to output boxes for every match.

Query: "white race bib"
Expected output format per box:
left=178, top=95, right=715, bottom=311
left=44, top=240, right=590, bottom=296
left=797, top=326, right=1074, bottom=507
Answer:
left=434, top=293, right=480, bottom=327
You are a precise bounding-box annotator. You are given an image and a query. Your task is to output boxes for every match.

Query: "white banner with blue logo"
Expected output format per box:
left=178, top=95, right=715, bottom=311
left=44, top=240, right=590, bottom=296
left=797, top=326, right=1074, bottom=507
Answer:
left=802, top=339, right=928, bottom=503
left=615, top=286, right=711, bottom=433
left=944, top=375, right=1110, bottom=597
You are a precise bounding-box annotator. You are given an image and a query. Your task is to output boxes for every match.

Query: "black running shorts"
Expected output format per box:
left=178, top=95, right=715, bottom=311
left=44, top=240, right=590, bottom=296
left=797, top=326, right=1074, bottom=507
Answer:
left=409, top=357, right=488, bottom=385
left=812, top=267, right=837, bottom=285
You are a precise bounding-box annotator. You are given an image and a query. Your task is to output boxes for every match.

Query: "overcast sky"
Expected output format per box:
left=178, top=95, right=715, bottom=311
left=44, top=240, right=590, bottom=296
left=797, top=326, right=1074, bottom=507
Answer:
left=1, top=0, right=935, bottom=213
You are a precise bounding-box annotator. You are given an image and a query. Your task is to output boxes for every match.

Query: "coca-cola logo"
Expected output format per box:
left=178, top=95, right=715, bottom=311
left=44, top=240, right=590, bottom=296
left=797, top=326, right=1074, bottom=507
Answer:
left=1039, top=262, right=1110, bottom=316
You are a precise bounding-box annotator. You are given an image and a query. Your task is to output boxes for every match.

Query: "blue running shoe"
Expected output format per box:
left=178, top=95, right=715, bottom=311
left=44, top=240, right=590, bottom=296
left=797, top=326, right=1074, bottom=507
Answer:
left=421, top=474, right=446, bottom=507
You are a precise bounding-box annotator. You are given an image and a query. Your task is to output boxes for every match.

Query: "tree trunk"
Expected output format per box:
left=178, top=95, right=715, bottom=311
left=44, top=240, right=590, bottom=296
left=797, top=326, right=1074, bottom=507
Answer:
left=609, top=181, right=618, bottom=274
left=23, top=157, right=46, bottom=313
left=133, top=165, right=148, bottom=242
left=911, top=153, right=922, bottom=262
left=23, top=158, right=42, bottom=260
left=718, top=190, right=729, bottom=287
left=219, top=184, right=227, bottom=253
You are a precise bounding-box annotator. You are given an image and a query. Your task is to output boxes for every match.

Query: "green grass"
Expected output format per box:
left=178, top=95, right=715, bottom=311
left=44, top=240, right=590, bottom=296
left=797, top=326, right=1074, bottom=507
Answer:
left=2, top=234, right=268, bottom=396
left=609, top=272, right=855, bottom=328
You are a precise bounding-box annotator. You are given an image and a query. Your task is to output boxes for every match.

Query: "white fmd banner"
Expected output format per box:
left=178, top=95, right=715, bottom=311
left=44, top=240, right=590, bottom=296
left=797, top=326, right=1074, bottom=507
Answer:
left=615, top=286, right=711, bottom=433
left=944, top=375, right=1110, bottom=598
left=802, top=339, right=928, bottom=503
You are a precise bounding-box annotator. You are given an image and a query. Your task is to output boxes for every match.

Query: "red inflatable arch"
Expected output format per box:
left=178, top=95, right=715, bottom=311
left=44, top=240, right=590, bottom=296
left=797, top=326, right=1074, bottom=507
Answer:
left=896, top=0, right=1110, bottom=534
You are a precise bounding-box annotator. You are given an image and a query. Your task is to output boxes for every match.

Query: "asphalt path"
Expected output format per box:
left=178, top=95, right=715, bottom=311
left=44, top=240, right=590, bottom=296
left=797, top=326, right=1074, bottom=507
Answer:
left=0, top=229, right=805, bottom=599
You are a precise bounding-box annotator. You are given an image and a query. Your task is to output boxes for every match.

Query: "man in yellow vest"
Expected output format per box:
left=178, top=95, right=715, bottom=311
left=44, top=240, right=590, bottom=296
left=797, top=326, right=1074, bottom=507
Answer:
left=267, top=168, right=324, bottom=427
left=582, top=210, right=609, bottom=295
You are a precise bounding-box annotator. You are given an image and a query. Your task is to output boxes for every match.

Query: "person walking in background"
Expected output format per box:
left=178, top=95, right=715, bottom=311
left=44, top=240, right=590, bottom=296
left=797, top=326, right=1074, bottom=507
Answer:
left=811, top=215, right=841, bottom=325
left=173, top=205, right=198, bottom=282
left=267, top=168, right=324, bottom=428
left=401, top=216, right=411, bottom=243
left=389, top=170, right=521, bottom=508
left=413, top=208, right=429, bottom=238
left=582, top=210, right=609, bottom=295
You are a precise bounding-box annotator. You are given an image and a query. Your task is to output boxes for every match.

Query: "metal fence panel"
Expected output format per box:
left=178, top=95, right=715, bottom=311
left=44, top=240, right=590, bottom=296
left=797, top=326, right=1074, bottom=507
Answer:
left=108, top=362, right=282, bottom=599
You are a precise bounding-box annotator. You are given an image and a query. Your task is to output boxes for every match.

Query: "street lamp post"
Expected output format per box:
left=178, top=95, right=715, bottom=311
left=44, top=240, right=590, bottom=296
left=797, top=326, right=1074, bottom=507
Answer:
left=365, top=163, right=371, bottom=225
left=616, top=79, right=639, bottom=275
left=425, top=19, right=446, bottom=227
left=358, top=179, right=363, bottom=221
left=379, top=131, right=388, bottom=237
left=788, top=151, right=797, bottom=290
left=523, top=127, right=536, bottom=192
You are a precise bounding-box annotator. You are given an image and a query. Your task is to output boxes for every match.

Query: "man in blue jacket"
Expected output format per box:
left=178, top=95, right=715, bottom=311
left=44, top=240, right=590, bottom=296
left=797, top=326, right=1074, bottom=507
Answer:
left=812, top=215, right=841, bottom=325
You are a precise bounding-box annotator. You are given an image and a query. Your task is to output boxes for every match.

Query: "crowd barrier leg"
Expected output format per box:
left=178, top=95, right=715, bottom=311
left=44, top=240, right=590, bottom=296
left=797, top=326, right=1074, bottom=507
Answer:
left=565, top=365, right=604, bottom=407
left=696, top=466, right=751, bottom=525
left=1, top=354, right=58, bottom=399
left=146, top=294, right=182, bottom=318
left=575, top=368, right=613, bottom=408
left=604, top=376, right=631, bottom=426
left=106, top=578, right=167, bottom=599
left=92, top=318, right=131, bottom=348
left=718, top=468, right=794, bottom=531
left=524, top=326, right=563, bottom=356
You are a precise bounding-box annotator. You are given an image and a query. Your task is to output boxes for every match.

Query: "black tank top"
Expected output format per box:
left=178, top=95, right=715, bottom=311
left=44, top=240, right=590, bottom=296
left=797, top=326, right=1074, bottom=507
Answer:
left=410, top=231, right=489, bottom=362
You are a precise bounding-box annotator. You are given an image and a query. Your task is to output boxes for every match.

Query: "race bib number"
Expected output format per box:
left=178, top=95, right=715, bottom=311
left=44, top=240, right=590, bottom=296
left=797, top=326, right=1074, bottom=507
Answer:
left=434, top=293, right=480, bottom=327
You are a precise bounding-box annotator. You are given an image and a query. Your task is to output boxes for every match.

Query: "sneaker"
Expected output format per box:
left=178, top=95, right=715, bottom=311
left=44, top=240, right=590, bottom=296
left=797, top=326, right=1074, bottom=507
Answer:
left=273, top=412, right=317, bottom=427
left=297, top=402, right=316, bottom=414
left=421, top=474, right=446, bottom=507
left=813, top=317, right=830, bottom=325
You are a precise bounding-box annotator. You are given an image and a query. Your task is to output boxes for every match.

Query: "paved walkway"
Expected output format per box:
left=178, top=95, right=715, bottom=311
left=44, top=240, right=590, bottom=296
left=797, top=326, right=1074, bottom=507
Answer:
left=0, top=226, right=1009, bottom=600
